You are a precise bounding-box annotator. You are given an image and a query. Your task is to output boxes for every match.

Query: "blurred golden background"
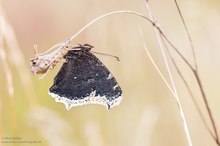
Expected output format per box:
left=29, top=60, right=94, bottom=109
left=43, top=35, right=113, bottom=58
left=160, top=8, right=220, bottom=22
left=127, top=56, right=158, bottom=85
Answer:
left=1, top=0, right=220, bottom=146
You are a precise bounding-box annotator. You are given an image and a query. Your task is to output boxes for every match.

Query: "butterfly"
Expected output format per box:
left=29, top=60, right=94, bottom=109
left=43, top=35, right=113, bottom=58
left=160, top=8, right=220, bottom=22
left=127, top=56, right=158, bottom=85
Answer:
left=30, top=44, right=122, bottom=110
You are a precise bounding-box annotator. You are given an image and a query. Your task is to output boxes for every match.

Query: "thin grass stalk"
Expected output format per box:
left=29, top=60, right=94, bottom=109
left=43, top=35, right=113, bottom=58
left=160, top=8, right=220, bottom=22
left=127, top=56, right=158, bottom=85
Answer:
left=174, top=1, right=219, bottom=144
left=144, top=1, right=192, bottom=146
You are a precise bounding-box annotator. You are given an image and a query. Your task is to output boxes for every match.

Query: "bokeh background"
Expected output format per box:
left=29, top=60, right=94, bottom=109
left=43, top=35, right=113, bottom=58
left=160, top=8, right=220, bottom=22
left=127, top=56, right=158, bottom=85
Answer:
left=1, top=0, right=220, bottom=146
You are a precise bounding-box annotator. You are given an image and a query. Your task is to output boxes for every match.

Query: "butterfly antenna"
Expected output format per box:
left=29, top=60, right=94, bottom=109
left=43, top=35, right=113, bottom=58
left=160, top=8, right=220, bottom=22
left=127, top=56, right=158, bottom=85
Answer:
left=91, top=51, right=120, bottom=61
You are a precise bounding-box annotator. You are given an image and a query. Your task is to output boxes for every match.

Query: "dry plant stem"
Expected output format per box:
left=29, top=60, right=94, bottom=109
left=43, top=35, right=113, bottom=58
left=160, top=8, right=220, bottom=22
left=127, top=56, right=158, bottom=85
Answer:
left=174, top=1, right=219, bottom=144
left=161, top=36, right=216, bottom=139
left=145, top=1, right=192, bottom=146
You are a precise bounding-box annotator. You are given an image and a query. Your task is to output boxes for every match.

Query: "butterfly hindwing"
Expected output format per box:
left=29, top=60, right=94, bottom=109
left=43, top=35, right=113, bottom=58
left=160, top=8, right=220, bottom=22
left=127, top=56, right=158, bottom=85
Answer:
left=49, top=45, right=122, bottom=110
